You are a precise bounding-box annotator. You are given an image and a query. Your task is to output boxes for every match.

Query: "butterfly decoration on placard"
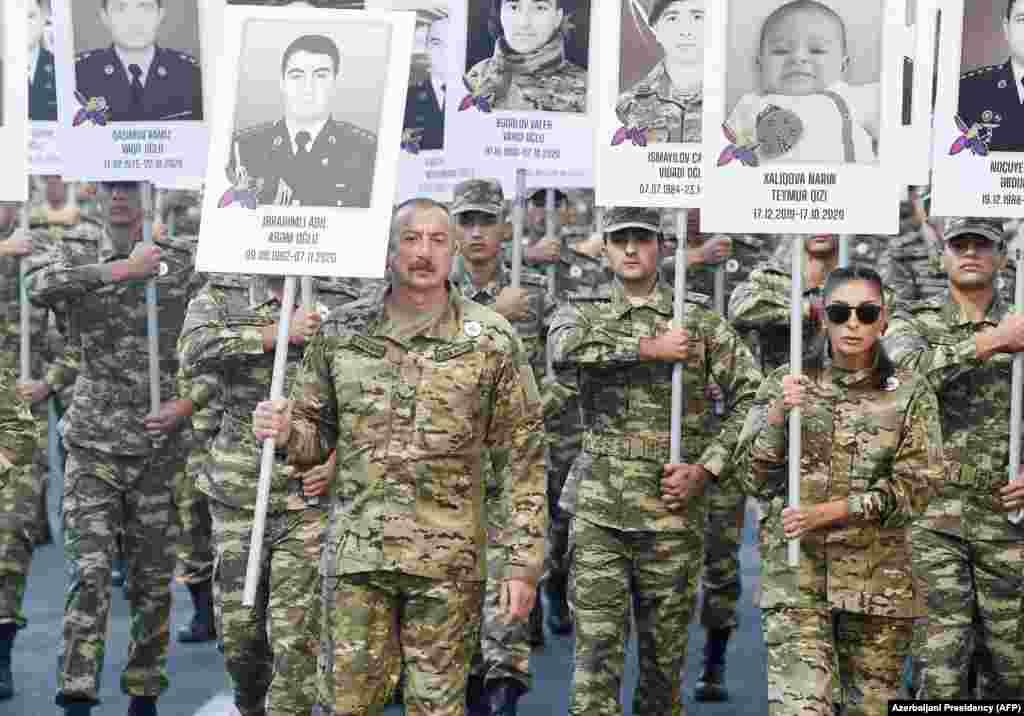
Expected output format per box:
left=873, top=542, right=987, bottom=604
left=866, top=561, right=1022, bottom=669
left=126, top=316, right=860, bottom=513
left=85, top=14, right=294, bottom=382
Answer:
left=717, top=123, right=760, bottom=167
left=401, top=128, right=423, bottom=155
left=949, top=115, right=992, bottom=157
left=217, top=188, right=258, bottom=209
left=458, top=90, right=492, bottom=114
left=611, top=125, right=648, bottom=147
left=71, top=91, right=111, bottom=127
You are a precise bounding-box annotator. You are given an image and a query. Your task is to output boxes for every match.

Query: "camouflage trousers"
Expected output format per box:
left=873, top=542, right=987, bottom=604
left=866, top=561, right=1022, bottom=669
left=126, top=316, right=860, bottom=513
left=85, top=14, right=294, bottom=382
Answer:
left=699, top=478, right=745, bottom=631
left=568, top=518, right=702, bottom=716
left=209, top=501, right=325, bottom=716
left=544, top=427, right=580, bottom=581
left=57, top=440, right=183, bottom=704
left=763, top=606, right=912, bottom=716
left=317, top=571, right=483, bottom=716
left=173, top=450, right=213, bottom=585
left=911, top=526, right=1024, bottom=699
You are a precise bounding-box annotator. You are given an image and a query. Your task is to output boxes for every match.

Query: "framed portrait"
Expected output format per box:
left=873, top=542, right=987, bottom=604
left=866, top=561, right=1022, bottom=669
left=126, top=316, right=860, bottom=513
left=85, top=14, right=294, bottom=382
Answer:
left=931, top=0, right=1024, bottom=218
left=701, top=0, right=905, bottom=234
left=594, top=0, right=708, bottom=208
left=52, top=0, right=209, bottom=182
left=196, top=4, right=414, bottom=278
left=446, top=0, right=595, bottom=190
left=0, top=0, right=29, bottom=201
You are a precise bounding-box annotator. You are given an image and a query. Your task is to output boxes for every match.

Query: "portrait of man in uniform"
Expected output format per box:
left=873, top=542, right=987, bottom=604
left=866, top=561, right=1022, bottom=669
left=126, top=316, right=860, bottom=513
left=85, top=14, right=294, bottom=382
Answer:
left=28, top=0, right=57, bottom=121
left=72, top=0, right=203, bottom=122
left=402, top=11, right=448, bottom=152
left=226, top=31, right=379, bottom=208
left=958, top=0, right=1024, bottom=152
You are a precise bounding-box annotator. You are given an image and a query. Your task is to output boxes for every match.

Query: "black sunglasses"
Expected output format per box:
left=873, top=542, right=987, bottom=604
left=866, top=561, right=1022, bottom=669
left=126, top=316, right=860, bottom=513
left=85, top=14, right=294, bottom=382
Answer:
left=824, top=303, right=883, bottom=325
left=945, top=236, right=999, bottom=256
left=456, top=212, right=498, bottom=227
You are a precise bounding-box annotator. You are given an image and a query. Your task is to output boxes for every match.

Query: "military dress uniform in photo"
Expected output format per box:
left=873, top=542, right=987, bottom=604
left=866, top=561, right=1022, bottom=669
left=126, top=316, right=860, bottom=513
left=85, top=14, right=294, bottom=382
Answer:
left=958, top=60, right=1024, bottom=153
left=734, top=358, right=943, bottom=716
left=549, top=208, right=760, bottom=716
left=227, top=117, right=377, bottom=208
left=885, top=282, right=1024, bottom=699
left=403, top=79, right=445, bottom=152
left=24, top=220, right=202, bottom=707
left=279, top=285, right=546, bottom=716
left=74, top=45, right=203, bottom=122
left=30, top=46, right=59, bottom=122
left=177, top=274, right=360, bottom=716
left=615, top=62, right=702, bottom=144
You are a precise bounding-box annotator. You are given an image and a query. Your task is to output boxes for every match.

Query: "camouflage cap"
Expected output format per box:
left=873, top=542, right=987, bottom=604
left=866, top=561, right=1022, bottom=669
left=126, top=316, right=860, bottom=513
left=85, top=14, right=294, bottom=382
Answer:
left=603, top=206, right=662, bottom=234
left=944, top=217, right=1007, bottom=247
left=451, top=179, right=504, bottom=216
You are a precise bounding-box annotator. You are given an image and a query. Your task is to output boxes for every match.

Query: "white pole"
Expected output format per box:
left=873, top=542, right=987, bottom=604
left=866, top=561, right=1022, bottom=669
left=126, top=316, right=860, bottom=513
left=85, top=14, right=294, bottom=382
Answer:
left=713, top=254, right=726, bottom=417
left=1009, top=232, right=1024, bottom=525
left=19, top=201, right=31, bottom=383
left=670, top=209, right=688, bottom=464
left=142, top=183, right=160, bottom=415
left=511, top=170, right=526, bottom=290
left=300, top=276, right=320, bottom=509
left=788, top=236, right=803, bottom=567
left=837, top=234, right=851, bottom=268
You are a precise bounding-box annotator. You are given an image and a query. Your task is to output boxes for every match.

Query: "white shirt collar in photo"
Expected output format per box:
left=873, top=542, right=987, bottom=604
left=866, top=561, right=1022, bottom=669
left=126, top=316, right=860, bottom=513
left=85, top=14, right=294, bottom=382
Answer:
left=1012, top=58, right=1024, bottom=105
left=28, top=45, right=40, bottom=82
left=287, top=118, right=328, bottom=155
left=115, top=45, right=156, bottom=87
left=431, top=74, right=445, bottom=110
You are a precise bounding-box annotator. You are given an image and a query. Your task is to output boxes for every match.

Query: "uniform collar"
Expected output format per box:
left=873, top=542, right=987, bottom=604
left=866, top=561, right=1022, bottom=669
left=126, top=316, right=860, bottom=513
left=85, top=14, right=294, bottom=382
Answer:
left=285, top=117, right=330, bottom=154
left=114, top=44, right=156, bottom=86
left=456, top=259, right=508, bottom=300
left=608, top=276, right=675, bottom=318
left=646, top=60, right=701, bottom=103
left=939, top=287, right=1008, bottom=327
left=822, top=349, right=883, bottom=389
left=369, top=283, right=467, bottom=346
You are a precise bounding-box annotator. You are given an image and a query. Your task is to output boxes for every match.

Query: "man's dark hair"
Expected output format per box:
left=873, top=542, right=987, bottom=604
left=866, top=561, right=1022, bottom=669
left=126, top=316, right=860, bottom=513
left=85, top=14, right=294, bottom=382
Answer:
left=281, top=34, right=341, bottom=77
left=102, top=0, right=163, bottom=10
left=1008, top=0, right=1023, bottom=20
left=759, top=0, right=848, bottom=55
left=487, top=0, right=574, bottom=41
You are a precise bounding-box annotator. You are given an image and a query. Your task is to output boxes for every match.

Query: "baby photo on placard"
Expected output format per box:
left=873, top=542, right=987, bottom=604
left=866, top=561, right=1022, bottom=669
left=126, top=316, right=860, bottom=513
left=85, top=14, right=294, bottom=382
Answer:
left=446, top=0, right=595, bottom=190
left=594, top=0, right=707, bottom=208
left=196, top=4, right=414, bottom=279
left=52, top=0, right=209, bottom=182
left=931, top=0, right=1024, bottom=218
left=0, top=0, right=29, bottom=201
left=702, top=0, right=904, bottom=234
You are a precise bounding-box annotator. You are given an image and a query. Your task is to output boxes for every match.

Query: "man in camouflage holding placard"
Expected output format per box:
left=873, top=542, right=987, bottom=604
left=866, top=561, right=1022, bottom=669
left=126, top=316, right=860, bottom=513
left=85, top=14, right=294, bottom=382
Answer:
left=549, top=206, right=760, bottom=716
left=884, top=218, right=1024, bottom=700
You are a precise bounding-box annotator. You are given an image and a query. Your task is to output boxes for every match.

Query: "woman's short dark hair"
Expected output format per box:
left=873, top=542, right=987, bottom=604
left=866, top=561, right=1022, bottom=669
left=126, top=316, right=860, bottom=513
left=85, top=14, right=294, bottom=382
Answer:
left=487, top=0, right=575, bottom=40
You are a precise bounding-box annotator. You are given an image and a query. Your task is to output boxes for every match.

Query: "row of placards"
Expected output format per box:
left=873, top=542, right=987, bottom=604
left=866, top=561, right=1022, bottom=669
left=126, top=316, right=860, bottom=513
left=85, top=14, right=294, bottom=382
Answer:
left=0, top=0, right=1021, bottom=277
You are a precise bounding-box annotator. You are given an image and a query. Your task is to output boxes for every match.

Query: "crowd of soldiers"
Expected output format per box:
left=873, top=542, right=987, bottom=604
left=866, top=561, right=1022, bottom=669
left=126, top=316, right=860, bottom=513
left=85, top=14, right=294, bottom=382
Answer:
left=0, top=177, right=1022, bottom=716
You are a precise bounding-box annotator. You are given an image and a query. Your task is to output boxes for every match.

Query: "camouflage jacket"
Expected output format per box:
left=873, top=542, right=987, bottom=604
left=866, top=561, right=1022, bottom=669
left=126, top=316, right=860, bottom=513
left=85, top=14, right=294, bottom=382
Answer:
left=734, top=359, right=942, bottom=617
left=615, top=61, right=702, bottom=144
left=177, top=274, right=361, bottom=512
left=884, top=291, right=1024, bottom=541
left=285, top=286, right=547, bottom=583
left=660, top=234, right=776, bottom=316
left=0, top=232, right=52, bottom=369
left=549, top=279, right=761, bottom=532
left=24, top=220, right=201, bottom=456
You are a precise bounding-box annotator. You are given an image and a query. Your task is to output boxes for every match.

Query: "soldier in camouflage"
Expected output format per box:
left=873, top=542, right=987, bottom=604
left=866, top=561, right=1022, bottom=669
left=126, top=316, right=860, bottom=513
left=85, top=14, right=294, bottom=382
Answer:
left=253, top=197, right=546, bottom=716
left=463, top=0, right=587, bottom=113
left=883, top=218, right=1024, bottom=700
left=24, top=182, right=203, bottom=716
left=615, top=0, right=704, bottom=144
left=549, top=206, right=760, bottom=716
left=734, top=266, right=943, bottom=716
left=450, top=179, right=547, bottom=716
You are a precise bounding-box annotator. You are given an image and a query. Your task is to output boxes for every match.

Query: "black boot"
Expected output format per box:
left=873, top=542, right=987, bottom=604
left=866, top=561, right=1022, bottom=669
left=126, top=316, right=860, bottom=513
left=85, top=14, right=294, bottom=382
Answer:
left=695, top=627, right=732, bottom=702
left=60, top=700, right=95, bottom=715
left=177, top=580, right=216, bottom=643
left=0, top=622, right=15, bottom=700
left=466, top=674, right=489, bottom=716
left=526, top=597, right=544, bottom=648
left=127, top=695, right=157, bottom=716
left=541, top=574, right=572, bottom=636
left=487, top=678, right=526, bottom=716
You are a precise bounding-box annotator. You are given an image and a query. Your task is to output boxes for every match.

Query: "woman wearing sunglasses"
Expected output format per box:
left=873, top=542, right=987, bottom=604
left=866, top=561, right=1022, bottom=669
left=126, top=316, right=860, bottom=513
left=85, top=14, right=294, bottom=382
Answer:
left=733, top=266, right=943, bottom=716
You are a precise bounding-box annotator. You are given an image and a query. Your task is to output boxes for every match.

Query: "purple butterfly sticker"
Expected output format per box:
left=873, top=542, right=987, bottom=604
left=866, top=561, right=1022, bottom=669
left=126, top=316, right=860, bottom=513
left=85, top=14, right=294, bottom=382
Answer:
left=401, top=129, right=423, bottom=155
left=217, top=188, right=258, bottom=209
left=717, top=123, right=759, bottom=167
left=72, top=91, right=111, bottom=127
left=949, top=115, right=991, bottom=157
left=458, top=93, right=492, bottom=114
left=611, top=126, right=648, bottom=147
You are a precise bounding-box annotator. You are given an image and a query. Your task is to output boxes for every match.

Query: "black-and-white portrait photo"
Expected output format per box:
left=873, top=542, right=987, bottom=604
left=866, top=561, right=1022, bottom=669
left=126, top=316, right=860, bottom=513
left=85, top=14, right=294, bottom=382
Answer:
left=227, top=1, right=367, bottom=7
left=226, top=20, right=390, bottom=208
left=616, top=0, right=704, bottom=143
left=724, top=0, right=883, bottom=164
left=71, top=0, right=203, bottom=122
left=463, top=0, right=591, bottom=113
left=403, top=9, right=448, bottom=152
left=958, top=0, right=1024, bottom=152
left=29, top=0, right=57, bottom=121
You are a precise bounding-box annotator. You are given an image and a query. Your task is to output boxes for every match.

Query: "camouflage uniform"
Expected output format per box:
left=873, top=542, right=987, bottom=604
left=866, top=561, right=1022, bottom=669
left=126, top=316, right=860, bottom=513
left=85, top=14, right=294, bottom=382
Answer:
left=885, top=281, right=1024, bottom=699
left=463, top=32, right=587, bottom=113
left=615, top=61, right=702, bottom=144
left=177, top=274, right=361, bottom=716
left=734, top=356, right=943, bottom=716
left=280, top=285, right=546, bottom=716
left=549, top=207, right=761, bottom=716
left=24, top=215, right=201, bottom=706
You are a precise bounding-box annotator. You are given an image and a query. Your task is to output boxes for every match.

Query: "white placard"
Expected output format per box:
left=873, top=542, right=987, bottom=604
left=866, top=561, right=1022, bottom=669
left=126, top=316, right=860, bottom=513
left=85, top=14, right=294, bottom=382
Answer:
left=368, top=0, right=456, bottom=203
left=0, top=0, right=29, bottom=201
left=446, top=0, right=594, bottom=190
left=594, top=0, right=707, bottom=208
left=931, top=0, right=1024, bottom=218
left=196, top=5, right=413, bottom=278
left=702, top=0, right=904, bottom=235
left=52, top=0, right=209, bottom=183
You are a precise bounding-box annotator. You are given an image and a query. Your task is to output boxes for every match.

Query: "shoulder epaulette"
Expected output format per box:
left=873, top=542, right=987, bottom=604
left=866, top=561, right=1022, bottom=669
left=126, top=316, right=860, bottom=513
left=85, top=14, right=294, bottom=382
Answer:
left=333, top=119, right=377, bottom=145
left=207, top=273, right=249, bottom=290
left=519, top=272, right=547, bottom=288
left=234, top=120, right=280, bottom=140
left=155, top=234, right=196, bottom=253
left=567, top=292, right=611, bottom=303
left=686, top=291, right=712, bottom=308
left=961, top=64, right=1002, bottom=80
left=906, top=294, right=947, bottom=313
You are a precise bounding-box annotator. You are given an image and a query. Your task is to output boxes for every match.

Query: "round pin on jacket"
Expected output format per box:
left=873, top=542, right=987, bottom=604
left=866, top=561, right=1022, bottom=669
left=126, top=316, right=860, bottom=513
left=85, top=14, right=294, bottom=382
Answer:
left=158, top=262, right=169, bottom=277
left=569, top=265, right=583, bottom=279
left=726, top=258, right=740, bottom=273
left=464, top=320, right=482, bottom=338
left=884, top=376, right=900, bottom=392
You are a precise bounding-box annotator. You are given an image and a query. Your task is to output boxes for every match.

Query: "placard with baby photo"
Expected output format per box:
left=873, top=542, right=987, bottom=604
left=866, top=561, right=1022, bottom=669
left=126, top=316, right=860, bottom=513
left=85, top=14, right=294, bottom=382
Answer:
left=594, top=0, right=708, bottom=208
left=701, top=0, right=904, bottom=234
left=931, top=0, right=1024, bottom=218
left=0, top=0, right=29, bottom=201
